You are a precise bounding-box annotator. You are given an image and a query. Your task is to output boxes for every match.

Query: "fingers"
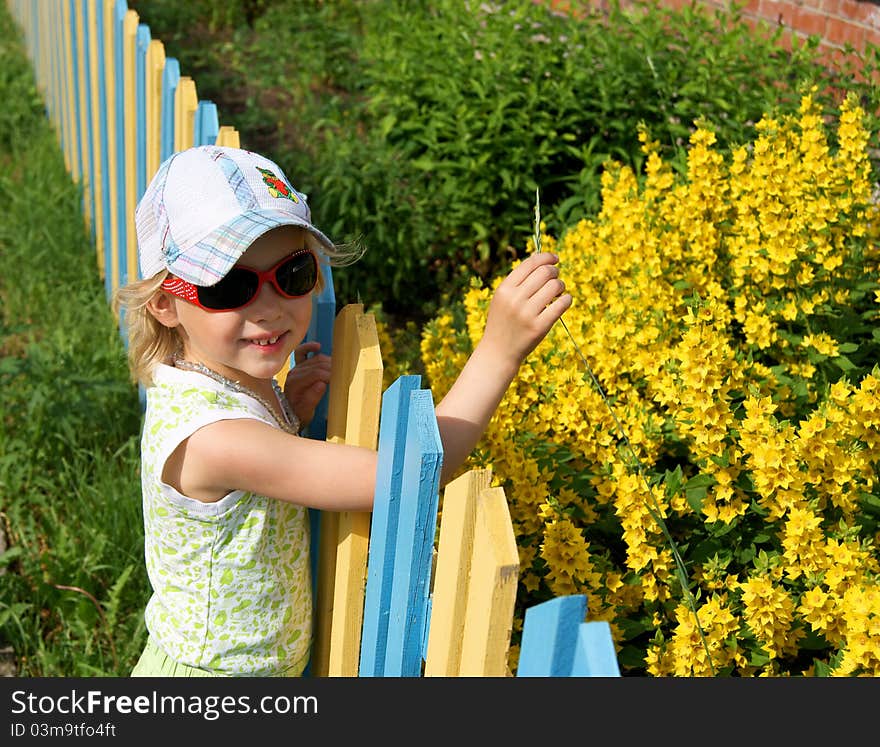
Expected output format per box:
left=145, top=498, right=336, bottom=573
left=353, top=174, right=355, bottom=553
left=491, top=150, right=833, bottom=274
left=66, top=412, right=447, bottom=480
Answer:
left=517, top=262, right=565, bottom=307
left=538, top=289, right=573, bottom=326
left=495, top=253, right=568, bottom=317
left=293, top=341, right=321, bottom=365
left=502, top=252, right=559, bottom=289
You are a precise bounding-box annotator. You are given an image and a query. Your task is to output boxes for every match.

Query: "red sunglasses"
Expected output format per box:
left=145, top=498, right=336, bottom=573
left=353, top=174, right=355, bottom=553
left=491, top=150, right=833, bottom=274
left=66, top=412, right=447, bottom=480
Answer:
left=161, top=250, right=319, bottom=312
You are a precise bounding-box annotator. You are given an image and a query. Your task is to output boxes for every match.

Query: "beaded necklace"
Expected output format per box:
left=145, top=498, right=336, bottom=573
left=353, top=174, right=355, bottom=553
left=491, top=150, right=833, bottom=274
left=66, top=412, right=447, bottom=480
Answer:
left=171, top=355, right=301, bottom=435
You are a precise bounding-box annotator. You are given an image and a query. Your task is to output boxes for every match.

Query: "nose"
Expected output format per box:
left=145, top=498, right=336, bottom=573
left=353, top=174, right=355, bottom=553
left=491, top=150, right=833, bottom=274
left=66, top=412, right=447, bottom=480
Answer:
left=247, top=278, right=285, bottom=321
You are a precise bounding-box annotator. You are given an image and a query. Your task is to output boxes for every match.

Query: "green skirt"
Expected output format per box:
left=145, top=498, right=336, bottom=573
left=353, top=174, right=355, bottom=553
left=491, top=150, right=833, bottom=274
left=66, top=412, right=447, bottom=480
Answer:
left=131, top=637, right=226, bottom=677
left=131, top=636, right=305, bottom=677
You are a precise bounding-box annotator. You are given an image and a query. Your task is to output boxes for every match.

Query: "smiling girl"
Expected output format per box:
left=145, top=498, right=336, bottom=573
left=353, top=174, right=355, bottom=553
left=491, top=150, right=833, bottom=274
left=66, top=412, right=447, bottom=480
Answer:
left=115, top=145, right=571, bottom=677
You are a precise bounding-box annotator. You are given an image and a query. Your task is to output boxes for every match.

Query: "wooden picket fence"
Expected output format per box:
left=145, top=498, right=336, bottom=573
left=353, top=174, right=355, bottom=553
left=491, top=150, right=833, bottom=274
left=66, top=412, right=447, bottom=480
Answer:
left=7, top=0, right=621, bottom=678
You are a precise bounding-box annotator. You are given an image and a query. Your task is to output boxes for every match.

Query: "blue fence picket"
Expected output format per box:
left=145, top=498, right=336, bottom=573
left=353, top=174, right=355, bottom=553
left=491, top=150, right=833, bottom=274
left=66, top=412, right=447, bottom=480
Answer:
left=517, top=595, right=620, bottom=677
left=303, top=263, right=335, bottom=442
left=359, top=375, right=423, bottom=676
left=517, top=595, right=586, bottom=676
left=571, top=622, right=621, bottom=676
left=80, top=0, right=96, bottom=246
left=382, top=388, right=443, bottom=677
left=135, top=22, right=150, bottom=200
left=301, top=262, right=336, bottom=673
left=69, top=0, right=83, bottom=192
left=194, top=100, right=219, bottom=146
left=113, top=0, right=128, bottom=285
left=96, top=0, right=112, bottom=301
left=159, top=56, right=179, bottom=162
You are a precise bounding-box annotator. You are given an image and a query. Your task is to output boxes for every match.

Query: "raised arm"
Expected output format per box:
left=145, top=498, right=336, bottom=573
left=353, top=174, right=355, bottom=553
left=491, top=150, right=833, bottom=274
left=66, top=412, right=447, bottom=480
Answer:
left=167, top=253, right=569, bottom=509
left=433, top=252, right=571, bottom=484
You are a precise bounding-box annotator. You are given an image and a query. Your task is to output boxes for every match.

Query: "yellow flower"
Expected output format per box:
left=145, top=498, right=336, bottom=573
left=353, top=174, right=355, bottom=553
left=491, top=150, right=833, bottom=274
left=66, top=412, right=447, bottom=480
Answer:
left=801, top=333, right=839, bottom=357
left=420, top=91, right=880, bottom=676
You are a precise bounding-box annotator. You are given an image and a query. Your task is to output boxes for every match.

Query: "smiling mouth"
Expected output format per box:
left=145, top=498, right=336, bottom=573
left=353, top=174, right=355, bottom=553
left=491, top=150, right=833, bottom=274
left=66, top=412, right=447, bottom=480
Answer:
left=251, top=334, right=282, bottom=346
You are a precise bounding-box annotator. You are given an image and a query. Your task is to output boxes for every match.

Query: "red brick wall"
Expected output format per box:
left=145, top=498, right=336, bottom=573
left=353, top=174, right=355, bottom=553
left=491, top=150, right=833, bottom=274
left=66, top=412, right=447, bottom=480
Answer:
left=701, top=0, right=880, bottom=69
left=550, top=0, right=880, bottom=72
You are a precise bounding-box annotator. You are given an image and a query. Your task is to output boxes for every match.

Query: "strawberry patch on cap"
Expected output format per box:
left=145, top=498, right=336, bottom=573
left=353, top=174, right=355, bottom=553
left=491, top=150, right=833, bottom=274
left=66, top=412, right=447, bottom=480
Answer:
left=257, top=166, right=299, bottom=203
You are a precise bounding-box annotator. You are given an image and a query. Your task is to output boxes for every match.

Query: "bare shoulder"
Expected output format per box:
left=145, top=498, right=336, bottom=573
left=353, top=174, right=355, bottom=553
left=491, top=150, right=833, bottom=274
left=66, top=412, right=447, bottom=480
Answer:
left=165, top=418, right=295, bottom=503
left=166, top=418, right=378, bottom=511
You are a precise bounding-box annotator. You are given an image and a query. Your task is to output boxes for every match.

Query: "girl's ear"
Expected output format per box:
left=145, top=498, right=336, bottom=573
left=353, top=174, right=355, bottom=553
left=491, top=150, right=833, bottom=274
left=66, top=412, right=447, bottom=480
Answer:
left=146, top=291, right=181, bottom=329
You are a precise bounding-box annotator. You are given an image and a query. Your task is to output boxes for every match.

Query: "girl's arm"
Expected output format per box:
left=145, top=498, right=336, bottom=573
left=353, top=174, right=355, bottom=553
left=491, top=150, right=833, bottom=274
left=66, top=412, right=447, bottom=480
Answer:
left=433, top=252, right=571, bottom=484
left=163, top=419, right=379, bottom=510
left=167, top=252, right=570, bottom=509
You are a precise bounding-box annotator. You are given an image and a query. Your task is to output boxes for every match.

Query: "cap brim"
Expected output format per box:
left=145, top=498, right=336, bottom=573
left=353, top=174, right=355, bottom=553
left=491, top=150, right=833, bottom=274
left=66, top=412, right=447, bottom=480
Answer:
left=165, top=209, right=335, bottom=286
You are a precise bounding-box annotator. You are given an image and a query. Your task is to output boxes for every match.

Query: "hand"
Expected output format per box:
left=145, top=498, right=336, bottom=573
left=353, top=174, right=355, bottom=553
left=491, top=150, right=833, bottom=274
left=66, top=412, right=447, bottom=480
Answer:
left=431, top=252, right=572, bottom=485
left=283, top=341, right=331, bottom=428
left=479, top=252, right=572, bottom=369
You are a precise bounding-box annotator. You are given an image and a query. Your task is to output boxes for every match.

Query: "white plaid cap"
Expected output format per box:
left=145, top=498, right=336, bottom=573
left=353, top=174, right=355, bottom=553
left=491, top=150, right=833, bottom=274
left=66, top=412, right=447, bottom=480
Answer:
left=136, top=145, right=334, bottom=286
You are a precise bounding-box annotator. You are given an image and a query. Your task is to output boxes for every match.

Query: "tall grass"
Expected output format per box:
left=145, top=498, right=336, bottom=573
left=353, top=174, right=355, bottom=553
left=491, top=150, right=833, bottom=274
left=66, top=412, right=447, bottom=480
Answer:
left=0, top=5, right=147, bottom=676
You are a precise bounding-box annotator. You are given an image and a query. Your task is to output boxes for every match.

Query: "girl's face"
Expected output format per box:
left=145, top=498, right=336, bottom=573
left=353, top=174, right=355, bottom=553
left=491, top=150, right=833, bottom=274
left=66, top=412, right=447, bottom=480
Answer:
left=159, top=225, right=315, bottom=392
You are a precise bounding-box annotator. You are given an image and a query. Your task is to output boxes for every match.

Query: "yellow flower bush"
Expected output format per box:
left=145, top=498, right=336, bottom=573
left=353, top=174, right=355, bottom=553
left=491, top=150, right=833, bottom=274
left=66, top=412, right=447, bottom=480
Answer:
left=420, top=92, right=880, bottom=675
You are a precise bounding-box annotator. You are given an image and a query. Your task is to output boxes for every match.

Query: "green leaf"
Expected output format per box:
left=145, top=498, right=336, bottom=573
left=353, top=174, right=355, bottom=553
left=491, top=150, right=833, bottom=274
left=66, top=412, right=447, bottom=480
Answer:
left=683, top=472, right=715, bottom=512
left=860, top=493, right=880, bottom=517
left=0, top=546, right=22, bottom=568
left=663, top=466, right=683, bottom=497
left=411, top=156, right=440, bottom=171
left=378, top=113, right=397, bottom=139
left=833, top=355, right=856, bottom=371
left=749, top=648, right=772, bottom=667
left=0, top=602, right=31, bottom=628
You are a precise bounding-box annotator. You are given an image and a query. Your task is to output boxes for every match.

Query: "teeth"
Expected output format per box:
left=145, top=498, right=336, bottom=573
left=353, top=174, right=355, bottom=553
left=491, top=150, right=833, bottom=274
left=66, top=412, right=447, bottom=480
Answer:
left=254, top=335, right=279, bottom=346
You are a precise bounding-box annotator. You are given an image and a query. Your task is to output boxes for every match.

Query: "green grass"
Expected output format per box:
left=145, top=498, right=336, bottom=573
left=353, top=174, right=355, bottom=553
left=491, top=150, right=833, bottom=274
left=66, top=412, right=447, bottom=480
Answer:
left=0, top=5, right=148, bottom=676
left=2, top=0, right=875, bottom=677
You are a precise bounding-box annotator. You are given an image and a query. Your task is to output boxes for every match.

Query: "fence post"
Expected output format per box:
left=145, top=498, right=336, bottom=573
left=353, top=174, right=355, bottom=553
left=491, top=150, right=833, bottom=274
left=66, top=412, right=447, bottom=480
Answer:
left=311, top=304, right=382, bottom=677
left=174, top=75, right=197, bottom=152
left=87, top=0, right=105, bottom=279
left=359, top=374, right=422, bottom=676
left=424, top=469, right=519, bottom=676
left=517, top=595, right=620, bottom=677
left=145, top=38, right=164, bottom=181
left=159, top=56, right=178, bottom=161
left=517, top=595, right=586, bottom=676
left=194, top=100, right=219, bottom=146
left=379, top=387, right=443, bottom=676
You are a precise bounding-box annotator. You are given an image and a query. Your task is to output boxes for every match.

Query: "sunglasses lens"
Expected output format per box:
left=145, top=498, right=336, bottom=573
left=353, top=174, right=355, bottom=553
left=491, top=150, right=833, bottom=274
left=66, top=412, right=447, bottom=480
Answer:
left=275, top=252, right=318, bottom=297
left=196, top=268, right=260, bottom=310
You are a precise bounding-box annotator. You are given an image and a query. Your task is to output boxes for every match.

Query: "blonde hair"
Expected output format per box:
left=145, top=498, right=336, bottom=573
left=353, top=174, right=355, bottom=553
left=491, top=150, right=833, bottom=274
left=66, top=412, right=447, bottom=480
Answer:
left=114, top=228, right=365, bottom=387
left=113, top=270, right=180, bottom=387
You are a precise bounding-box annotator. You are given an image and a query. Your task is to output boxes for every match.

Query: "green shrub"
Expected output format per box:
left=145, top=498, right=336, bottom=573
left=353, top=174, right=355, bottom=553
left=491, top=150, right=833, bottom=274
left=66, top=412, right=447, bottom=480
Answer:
left=0, top=6, right=146, bottom=675
left=421, top=93, right=880, bottom=675
left=307, top=0, right=849, bottom=316
left=130, top=0, right=859, bottom=320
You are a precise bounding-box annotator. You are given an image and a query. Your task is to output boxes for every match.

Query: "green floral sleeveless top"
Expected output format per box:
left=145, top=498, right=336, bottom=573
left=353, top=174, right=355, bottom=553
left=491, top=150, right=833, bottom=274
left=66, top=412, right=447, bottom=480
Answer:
left=140, top=364, right=311, bottom=676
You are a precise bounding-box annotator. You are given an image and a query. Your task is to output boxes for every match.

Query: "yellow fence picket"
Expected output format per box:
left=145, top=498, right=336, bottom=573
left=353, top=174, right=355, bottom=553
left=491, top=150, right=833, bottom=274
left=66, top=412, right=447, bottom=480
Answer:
left=425, top=469, right=519, bottom=676
left=215, top=125, right=240, bottom=148
left=174, top=76, right=198, bottom=152
left=311, top=304, right=382, bottom=677
left=459, top=486, right=519, bottom=675
left=145, top=39, right=165, bottom=184
left=424, top=468, right=490, bottom=675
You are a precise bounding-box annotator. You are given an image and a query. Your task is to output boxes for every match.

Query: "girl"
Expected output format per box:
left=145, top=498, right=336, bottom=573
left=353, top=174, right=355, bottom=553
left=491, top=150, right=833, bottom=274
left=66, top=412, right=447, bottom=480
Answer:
left=116, top=144, right=572, bottom=677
